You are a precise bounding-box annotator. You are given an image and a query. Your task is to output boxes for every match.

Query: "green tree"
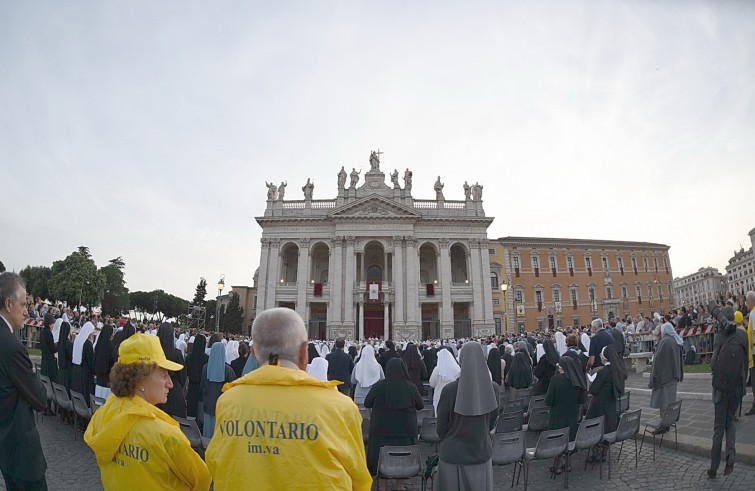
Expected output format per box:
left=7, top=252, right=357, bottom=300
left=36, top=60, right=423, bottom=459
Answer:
left=100, top=257, right=130, bottom=316
left=130, top=290, right=188, bottom=322
left=193, top=277, right=207, bottom=306
left=0, top=261, right=5, bottom=273
left=48, top=248, right=105, bottom=306
left=223, top=291, right=244, bottom=334
left=19, top=266, right=52, bottom=299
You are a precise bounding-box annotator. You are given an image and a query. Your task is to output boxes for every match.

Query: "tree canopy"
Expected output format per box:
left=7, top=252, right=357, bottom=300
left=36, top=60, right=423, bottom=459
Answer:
left=48, top=248, right=106, bottom=306
left=100, top=257, right=130, bottom=316
left=19, top=266, right=52, bottom=299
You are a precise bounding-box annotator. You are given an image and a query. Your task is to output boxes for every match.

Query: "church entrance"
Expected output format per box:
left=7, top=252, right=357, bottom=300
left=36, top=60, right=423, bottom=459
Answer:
left=363, top=303, right=384, bottom=339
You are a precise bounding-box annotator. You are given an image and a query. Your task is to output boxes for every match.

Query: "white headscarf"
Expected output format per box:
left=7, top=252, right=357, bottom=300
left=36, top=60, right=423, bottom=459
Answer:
left=555, top=331, right=567, bottom=355
left=353, top=345, right=381, bottom=387
left=307, top=357, right=329, bottom=382
left=52, top=318, right=63, bottom=343
left=319, top=343, right=330, bottom=357
left=536, top=343, right=545, bottom=362
left=580, top=332, right=591, bottom=354
left=436, top=348, right=461, bottom=383
left=226, top=340, right=239, bottom=362
left=73, top=321, right=95, bottom=365
left=176, top=334, right=187, bottom=355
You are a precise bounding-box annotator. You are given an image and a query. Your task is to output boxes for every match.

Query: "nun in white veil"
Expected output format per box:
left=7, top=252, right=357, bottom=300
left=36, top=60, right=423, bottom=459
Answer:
left=580, top=331, right=591, bottom=354
left=307, top=357, right=330, bottom=383
left=554, top=331, right=567, bottom=356
left=351, top=344, right=384, bottom=405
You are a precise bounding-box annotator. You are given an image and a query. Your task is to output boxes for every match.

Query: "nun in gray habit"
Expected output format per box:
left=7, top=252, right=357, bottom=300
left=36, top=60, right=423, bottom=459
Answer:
left=435, top=342, right=500, bottom=491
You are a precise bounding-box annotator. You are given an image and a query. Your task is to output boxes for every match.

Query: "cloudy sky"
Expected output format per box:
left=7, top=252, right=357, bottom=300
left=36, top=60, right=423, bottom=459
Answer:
left=2, top=1, right=754, bottom=300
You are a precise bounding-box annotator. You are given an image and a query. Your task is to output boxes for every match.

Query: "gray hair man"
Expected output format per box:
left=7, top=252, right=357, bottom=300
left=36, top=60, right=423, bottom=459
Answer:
left=587, top=317, right=615, bottom=370
left=206, top=308, right=371, bottom=490
left=0, top=272, right=48, bottom=489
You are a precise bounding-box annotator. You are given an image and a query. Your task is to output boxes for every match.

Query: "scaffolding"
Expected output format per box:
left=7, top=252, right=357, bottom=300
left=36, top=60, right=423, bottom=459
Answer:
left=186, top=303, right=207, bottom=330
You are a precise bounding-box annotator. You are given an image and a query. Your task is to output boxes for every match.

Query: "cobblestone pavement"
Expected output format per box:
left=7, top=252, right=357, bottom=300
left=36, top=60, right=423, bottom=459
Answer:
left=7, top=391, right=755, bottom=491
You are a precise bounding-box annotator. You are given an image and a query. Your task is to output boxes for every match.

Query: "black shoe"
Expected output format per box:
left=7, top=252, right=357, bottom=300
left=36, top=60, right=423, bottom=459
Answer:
left=707, top=469, right=716, bottom=480
left=724, top=463, right=734, bottom=476
left=746, top=406, right=755, bottom=416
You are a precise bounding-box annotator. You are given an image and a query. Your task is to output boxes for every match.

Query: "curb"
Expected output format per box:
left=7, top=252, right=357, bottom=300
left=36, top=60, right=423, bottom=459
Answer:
left=630, top=387, right=712, bottom=401
left=641, top=372, right=711, bottom=379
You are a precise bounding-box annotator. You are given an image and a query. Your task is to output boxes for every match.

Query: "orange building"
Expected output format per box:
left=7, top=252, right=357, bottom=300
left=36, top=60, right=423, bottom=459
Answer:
left=492, top=237, right=674, bottom=334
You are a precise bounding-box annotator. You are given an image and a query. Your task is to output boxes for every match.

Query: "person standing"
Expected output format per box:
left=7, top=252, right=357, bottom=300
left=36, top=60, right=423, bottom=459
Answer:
left=199, top=342, right=236, bottom=438
left=649, top=322, right=684, bottom=418
left=436, top=342, right=500, bottom=491
left=39, top=313, right=58, bottom=383
left=708, top=304, right=750, bottom=478
left=156, top=323, right=187, bottom=418
left=57, top=321, right=74, bottom=394
left=206, top=308, right=371, bottom=491
left=533, top=339, right=559, bottom=395
left=352, top=345, right=384, bottom=405
left=587, top=319, right=614, bottom=370
left=586, top=345, right=626, bottom=434
left=326, top=338, right=354, bottom=395
left=364, top=358, right=423, bottom=485
left=429, top=348, right=460, bottom=417
left=0, top=272, right=48, bottom=490
left=401, top=343, right=428, bottom=396
left=744, top=291, right=755, bottom=416
left=93, top=323, right=115, bottom=400
left=84, top=334, right=211, bottom=490
left=184, top=334, right=208, bottom=418
left=71, top=321, right=96, bottom=405
left=229, top=341, right=250, bottom=378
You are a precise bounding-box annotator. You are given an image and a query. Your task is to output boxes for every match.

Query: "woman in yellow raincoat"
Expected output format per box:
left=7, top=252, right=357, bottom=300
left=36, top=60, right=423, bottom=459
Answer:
left=84, top=334, right=211, bottom=491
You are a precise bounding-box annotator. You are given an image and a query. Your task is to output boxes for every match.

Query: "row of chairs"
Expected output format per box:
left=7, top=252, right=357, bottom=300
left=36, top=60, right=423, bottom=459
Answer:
left=37, top=373, right=105, bottom=438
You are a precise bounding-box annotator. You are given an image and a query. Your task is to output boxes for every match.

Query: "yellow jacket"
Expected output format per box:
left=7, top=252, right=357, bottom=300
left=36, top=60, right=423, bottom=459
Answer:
left=84, top=395, right=211, bottom=491
left=748, top=312, right=754, bottom=369
left=206, top=364, right=372, bottom=491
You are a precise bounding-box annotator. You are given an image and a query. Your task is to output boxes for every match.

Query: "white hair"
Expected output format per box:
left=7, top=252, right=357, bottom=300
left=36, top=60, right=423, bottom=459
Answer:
left=591, top=318, right=603, bottom=330
left=252, top=308, right=307, bottom=365
left=747, top=291, right=755, bottom=303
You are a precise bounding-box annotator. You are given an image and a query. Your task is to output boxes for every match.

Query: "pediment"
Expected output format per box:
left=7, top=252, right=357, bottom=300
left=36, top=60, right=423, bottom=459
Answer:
left=329, top=194, right=421, bottom=218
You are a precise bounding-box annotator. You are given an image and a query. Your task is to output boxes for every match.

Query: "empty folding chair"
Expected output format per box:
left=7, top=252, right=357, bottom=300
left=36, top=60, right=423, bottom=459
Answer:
left=503, top=398, right=526, bottom=415
left=173, top=416, right=203, bottom=451
left=70, top=391, right=92, bottom=434
left=602, top=409, right=641, bottom=477
left=38, top=374, right=55, bottom=422
left=527, top=395, right=547, bottom=414
left=495, top=411, right=524, bottom=434
left=616, top=390, right=631, bottom=416
left=519, top=427, right=569, bottom=490
left=567, top=416, right=604, bottom=484
left=523, top=407, right=550, bottom=433
left=52, top=382, right=74, bottom=436
left=377, top=445, right=423, bottom=490
left=491, top=430, right=526, bottom=489
left=639, top=400, right=682, bottom=461
left=416, top=407, right=434, bottom=430
left=419, top=417, right=441, bottom=451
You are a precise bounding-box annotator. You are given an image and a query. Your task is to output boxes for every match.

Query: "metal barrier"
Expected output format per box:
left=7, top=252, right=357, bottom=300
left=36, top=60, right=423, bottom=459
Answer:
left=19, top=319, right=43, bottom=350
left=626, top=324, right=716, bottom=361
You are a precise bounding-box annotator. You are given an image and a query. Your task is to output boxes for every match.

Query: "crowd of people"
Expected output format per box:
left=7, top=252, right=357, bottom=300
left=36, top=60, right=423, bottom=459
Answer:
left=2, top=269, right=754, bottom=490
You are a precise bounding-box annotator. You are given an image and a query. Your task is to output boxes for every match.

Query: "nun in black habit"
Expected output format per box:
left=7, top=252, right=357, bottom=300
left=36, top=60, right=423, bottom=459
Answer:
left=546, top=356, right=587, bottom=440
left=40, top=314, right=58, bottom=383
left=156, top=323, right=187, bottom=417
left=93, top=323, right=114, bottom=399
left=506, top=351, right=533, bottom=401
left=586, top=345, right=626, bottom=434
left=57, top=321, right=74, bottom=393
left=533, top=339, right=559, bottom=395
left=185, top=334, right=208, bottom=418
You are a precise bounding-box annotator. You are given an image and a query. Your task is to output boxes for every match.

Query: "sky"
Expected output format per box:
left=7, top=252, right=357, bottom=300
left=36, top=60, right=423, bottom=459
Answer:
left=1, top=1, right=754, bottom=300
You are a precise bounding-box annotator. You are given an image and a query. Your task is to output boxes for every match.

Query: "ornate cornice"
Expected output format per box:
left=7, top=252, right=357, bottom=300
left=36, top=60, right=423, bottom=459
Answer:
left=497, top=236, right=670, bottom=252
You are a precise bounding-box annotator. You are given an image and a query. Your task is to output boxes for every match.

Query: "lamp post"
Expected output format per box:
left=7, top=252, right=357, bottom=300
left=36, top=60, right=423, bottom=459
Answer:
left=500, top=283, right=508, bottom=334
left=215, top=274, right=225, bottom=332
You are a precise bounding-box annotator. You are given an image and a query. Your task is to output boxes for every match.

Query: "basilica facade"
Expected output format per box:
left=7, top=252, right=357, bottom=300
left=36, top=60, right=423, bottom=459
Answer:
left=255, top=151, right=495, bottom=341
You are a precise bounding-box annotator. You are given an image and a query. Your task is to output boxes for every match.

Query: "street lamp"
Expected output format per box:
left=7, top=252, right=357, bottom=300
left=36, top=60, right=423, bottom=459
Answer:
left=215, top=274, right=225, bottom=332
left=500, top=283, right=508, bottom=334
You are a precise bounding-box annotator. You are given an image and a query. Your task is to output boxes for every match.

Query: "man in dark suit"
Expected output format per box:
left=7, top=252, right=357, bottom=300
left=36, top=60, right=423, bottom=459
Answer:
left=0, top=272, right=48, bottom=490
left=326, top=338, right=354, bottom=395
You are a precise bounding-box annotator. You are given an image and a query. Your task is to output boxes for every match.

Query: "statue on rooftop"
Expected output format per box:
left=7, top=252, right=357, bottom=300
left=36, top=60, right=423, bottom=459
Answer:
left=265, top=181, right=278, bottom=200
left=403, top=168, right=413, bottom=192
left=390, top=169, right=400, bottom=189
left=434, top=176, right=444, bottom=200
left=277, top=181, right=287, bottom=200
left=337, top=166, right=347, bottom=191
left=350, top=168, right=361, bottom=188
left=302, top=178, right=314, bottom=200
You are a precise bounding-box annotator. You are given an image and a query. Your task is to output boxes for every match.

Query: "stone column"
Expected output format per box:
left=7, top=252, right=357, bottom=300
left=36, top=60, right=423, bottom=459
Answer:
left=330, top=236, right=344, bottom=326
left=266, top=239, right=281, bottom=310
left=256, top=238, right=270, bottom=313
left=360, top=252, right=365, bottom=283
left=393, top=236, right=405, bottom=326
left=296, top=238, right=310, bottom=320
left=358, top=300, right=365, bottom=340
left=439, top=238, right=454, bottom=338
left=384, top=301, right=390, bottom=340
left=405, top=236, right=419, bottom=330
left=344, top=236, right=356, bottom=331
left=480, top=239, right=495, bottom=332
left=469, top=240, right=484, bottom=335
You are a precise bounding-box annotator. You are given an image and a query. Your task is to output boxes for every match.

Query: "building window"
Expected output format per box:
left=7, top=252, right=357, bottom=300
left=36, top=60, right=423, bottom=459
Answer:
left=535, top=290, right=543, bottom=303
left=549, top=256, right=557, bottom=269
left=663, top=256, right=668, bottom=270
left=585, top=256, right=592, bottom=270
left=512, top=255, right=520, bottom=269
left=621, top=286, right=628, bottom=298
left=494, top=318, right=502, bottom=334
left=570, top=288, right=578, bottom=302
left=517, top=322, right=525, bottom=334
left=631, top=257, right=638, bottom=271
left=537, top=319, right=544, bottom=331
left=606, top=286, right=613, bottom=299
left=490, top=272, right=499, bottom=289
left=588, top=286, right=596, bottom=302
left=602, top=257, right=609, bottom=270
left=653, top=256, right=659, bottom=272
left=617, top=257, right=624, bottom=270
left=488, top=248, right=495, bottom=255
left=643, top=256, right=649, bottom=272
left=553, top=289, right=561, bottom=303
left=647, top=284, right=652, bottom=297
left=668, top=283, right=673, bottom=295
left=492, top=298, right=500, bottom=305
left=532, top=256, right=540, bottom=269
left=572, top=316, right=580, bottom=326
left=514, top=290, right=523, bottom=303
left=567, top=256, right=574, bottom=269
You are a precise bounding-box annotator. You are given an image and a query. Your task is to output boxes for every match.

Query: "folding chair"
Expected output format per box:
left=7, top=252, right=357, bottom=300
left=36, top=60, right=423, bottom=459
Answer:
left=491, top=430, right=526, bottom=489
left=416, top=407, right=434, bottom=430
left=70, top=391, right=92, bottom=434
left=518, top=427, right=569, bottom=490
left=377, top=445, right=423, bottom=490
left=502, top=398, right=527, bottom=415
left=526, top=395, right=547, bottom=417
left=495, top=411, right=524, bottom=434
left=52, top=382, right=74, bottom=437
left=419, top=417, right=441, bottom=451
left=602, top=409, right=641, bottom=477
left=567, top=416, right=605, bottom=484
left=523, top=407, right=550, bottom=433
left=639, top=400, right=682, bottom=461
left=173, top=416, right=203, bottom=450
left=38, top=374, right=55, bottom=423
left=616, top=390, right=631, bottom=415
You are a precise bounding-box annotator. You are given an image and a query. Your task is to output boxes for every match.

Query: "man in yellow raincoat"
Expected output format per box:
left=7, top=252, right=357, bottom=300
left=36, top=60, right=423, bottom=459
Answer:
left=206, top=308, right=371, bottom=491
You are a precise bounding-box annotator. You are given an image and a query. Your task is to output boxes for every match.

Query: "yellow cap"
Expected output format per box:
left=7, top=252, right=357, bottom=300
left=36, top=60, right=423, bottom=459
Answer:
left=735, top=311, right=744, bottom=324
left=118, top=333, right=183, bottom=371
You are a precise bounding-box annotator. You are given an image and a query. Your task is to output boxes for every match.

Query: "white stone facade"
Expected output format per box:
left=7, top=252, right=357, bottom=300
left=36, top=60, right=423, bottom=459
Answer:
left=673, top=267, right=727, bottom=309
left=254, top=153, right=495, bottom=341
